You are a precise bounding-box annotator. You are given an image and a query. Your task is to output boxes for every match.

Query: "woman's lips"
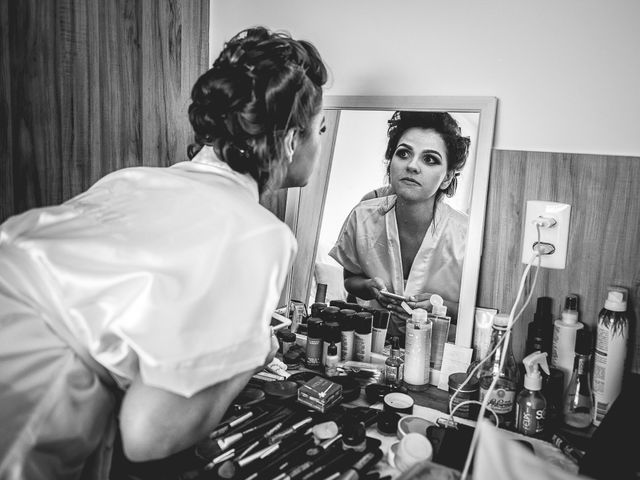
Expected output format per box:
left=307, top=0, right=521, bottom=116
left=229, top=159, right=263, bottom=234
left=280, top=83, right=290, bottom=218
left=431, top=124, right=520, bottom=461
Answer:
left=400, top=177, right=421, bottom=186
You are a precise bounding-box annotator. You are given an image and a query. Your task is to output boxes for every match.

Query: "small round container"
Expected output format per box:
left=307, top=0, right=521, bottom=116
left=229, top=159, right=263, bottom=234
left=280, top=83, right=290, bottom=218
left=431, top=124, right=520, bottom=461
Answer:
left=393, top=432, right=433, bottom=472
left=447, top=372, right=479, bottom=420
left=397, top=415, right=434, bottom=439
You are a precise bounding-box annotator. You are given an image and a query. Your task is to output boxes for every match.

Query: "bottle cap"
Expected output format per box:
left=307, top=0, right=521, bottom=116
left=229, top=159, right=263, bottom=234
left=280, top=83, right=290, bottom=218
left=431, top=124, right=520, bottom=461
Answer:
left=493, top=313, right=510, bottom=328
left=339, top=309, right=357, bottom=331
left=533, top=297, right=553, bottom=323
left=411, top=308, right=429, bottom=323
left=575, top=329, right=592, bottom=355
left=320, top=306, right=341, bottom=322
left=522, top=351, right=550, bottom=391
left=390, top=336, right=401, bottom=352
left=354, top=312, right=373, bottom=334
left=561, top=294, right=579, bottom=324
left=429, top=294, right=448, bottom=316
left=307, top=317, right=324, bottom=338
left=604, top=286, right=627, bottom=312
left=323, top=321, right=341, bottom=343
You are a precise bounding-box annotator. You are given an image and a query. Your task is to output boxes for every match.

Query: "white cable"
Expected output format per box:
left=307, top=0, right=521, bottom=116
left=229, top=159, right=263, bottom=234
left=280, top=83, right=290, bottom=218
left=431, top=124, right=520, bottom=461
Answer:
left=459, top=225, right=542, bottom=480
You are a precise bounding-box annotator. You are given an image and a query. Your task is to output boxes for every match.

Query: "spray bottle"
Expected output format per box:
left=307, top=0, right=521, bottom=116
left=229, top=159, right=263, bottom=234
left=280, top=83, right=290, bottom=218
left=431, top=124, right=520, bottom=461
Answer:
left=516, top=351, right=550, bottom=438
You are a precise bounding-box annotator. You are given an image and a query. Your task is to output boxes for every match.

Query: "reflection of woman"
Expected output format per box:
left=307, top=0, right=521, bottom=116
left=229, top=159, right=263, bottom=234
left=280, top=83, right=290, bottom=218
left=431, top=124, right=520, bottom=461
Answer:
left=329, top=111, right=470, bottom=338
left=0, top=26, right=327, bottom=478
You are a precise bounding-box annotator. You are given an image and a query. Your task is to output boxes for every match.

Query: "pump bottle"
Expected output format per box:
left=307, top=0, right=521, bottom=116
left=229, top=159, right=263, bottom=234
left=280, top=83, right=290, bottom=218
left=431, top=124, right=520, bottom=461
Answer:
left=516, top=351, right=550, bottom=438
left=428, top=294, right=451, bottom=372
left=551, top=294, right=584, bottom=393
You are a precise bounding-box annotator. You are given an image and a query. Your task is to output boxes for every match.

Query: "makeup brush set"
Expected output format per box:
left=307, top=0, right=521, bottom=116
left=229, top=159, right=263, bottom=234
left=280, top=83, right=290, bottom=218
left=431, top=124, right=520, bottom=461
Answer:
left=187, top=400, right=387, bottom=480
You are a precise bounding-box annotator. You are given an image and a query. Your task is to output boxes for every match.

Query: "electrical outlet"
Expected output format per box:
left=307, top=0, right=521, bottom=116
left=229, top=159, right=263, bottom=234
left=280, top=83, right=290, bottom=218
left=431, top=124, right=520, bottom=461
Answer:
left=521, top=200, right=571, bottom=269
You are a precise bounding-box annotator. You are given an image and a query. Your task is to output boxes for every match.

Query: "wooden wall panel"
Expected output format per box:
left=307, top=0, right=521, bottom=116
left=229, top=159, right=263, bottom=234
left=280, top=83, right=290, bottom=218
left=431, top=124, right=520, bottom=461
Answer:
left=478, top=150, right=640, bottom=373
left=0, top=0, right=209, bottom=221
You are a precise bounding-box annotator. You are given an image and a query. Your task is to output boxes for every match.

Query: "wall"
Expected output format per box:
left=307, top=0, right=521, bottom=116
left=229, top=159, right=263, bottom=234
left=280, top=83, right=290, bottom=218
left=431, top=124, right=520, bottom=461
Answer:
left=1, top=0, right=209, bottom=221
left=209, top=1, right=640, bottom=370
left=209, top=0, right=640, bottom=157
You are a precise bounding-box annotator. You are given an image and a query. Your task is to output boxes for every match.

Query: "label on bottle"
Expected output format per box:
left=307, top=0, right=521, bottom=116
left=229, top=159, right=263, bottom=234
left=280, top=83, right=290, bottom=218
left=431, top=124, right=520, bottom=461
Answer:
left=305, top=337, right=323, bottom=369
left=592, top=310, right=629, bottom=425
left=479, top=386, right=516, bottom=414
left=341, top=331, right=354, bottom=361
left=385, top=362, right=404, bottom=386
left=516, top=399, right=546, bottom=435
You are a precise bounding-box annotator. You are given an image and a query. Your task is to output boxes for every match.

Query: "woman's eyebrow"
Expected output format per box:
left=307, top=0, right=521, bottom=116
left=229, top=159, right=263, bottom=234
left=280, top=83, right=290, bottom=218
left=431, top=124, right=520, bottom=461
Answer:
left=421, top=149, right=443, bottom=160
left=396, top=142, right=413, bottom=150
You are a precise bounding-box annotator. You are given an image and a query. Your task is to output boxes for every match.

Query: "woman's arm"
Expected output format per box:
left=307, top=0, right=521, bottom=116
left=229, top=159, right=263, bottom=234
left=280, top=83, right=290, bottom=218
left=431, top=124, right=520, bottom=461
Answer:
left=343, top=269, right=386, bottom=301
left=119, top=333, right=279, bottom=462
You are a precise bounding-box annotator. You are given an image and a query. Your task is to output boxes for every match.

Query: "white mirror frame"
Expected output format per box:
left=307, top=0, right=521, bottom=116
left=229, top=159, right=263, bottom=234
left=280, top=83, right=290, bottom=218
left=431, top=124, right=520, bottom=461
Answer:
left=282, top=95, right=497, bottom=349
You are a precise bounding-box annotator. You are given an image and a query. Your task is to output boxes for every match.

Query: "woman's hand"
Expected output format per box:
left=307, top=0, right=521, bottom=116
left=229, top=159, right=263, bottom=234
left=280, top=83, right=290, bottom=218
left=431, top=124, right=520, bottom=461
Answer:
left=368, top=276, right=387, bottom=300
left=406, top=292, right=433, bottom=312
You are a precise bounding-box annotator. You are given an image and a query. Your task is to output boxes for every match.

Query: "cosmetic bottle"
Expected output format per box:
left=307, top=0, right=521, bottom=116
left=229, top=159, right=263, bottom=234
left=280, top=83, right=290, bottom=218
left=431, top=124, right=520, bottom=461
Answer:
left=428, top=294, right=450, bottom=371
left=339, top=309, right=357, bottom=361
left=324, top=341, right=339, bottom=377
left=516, top=351, right=549, bottom=438
left=562, top=329, right=593, bottom=428
left=551, top=294, right=584, bottom=393
left=305, top=317, right=324, bottom=370
left=478, top=313, right=520, bottom=429
left=403, top=308, right=432, bottom=391
left=353, top=312, right=373, bottom=363
left=526, top=296, right=553, bottom=356
left=371, top=309, right=390, bottom=354
left=593, top=286, right=629, bottom=426
left=385, top=336, right=404, bottom=387
left=322, top=320, right=342, bottom=365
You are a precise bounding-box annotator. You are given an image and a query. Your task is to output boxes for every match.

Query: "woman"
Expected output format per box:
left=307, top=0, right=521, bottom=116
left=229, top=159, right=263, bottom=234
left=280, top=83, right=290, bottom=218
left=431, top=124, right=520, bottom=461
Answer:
left=329, top=111, right=470, bottom=338
left=0, top=26, right=327, bottom=479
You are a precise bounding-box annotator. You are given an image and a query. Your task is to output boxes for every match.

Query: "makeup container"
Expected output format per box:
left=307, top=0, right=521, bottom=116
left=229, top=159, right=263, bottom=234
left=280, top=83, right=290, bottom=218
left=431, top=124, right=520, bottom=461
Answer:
left=339, top=309, right=357, bottom=361
left=354, top=312, right=373, bottom=363
left=297, top=376, right=343, bottom=413
left=403, top=308, right=432, bottom=391
left=371, top=309, right=390, bottom=354
left=323, top=320, right=342, bottom=365
left=305, top=317, right=324, bottom=370
left=341, top=414, right=367, bottom=452
left=277, top=328, right=297, bottom=356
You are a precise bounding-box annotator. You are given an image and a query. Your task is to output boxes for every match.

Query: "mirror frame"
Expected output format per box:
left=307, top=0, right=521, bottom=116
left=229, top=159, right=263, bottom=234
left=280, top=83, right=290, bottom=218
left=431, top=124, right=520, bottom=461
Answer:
left=282, top=95, right=497, bottom=348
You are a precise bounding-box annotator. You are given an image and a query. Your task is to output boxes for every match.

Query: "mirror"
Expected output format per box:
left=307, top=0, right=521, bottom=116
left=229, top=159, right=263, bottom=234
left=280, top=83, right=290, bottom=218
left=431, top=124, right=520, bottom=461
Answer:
left=282, top=96, right=497, bottom=349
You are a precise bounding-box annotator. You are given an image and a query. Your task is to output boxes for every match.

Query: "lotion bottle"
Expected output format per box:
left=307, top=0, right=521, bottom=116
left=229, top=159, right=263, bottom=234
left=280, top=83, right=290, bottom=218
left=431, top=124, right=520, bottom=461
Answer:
left=516, top=351, right=550, bottom=438
left=551, top=294, right=584, bottom=393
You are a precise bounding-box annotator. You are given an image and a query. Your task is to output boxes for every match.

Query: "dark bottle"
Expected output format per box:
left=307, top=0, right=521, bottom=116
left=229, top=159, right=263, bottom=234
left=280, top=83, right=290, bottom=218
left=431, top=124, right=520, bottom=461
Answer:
left=309, top=283, right=328, bottom=319
left=526, top=296, right=553, bottom=356
left=384, top=336, right=404, bottom=387
left=562, top=329, right=593, bottom=428
left=479, top=313, right=521, bottom=429
left=305, top=317, right=324, bottom=370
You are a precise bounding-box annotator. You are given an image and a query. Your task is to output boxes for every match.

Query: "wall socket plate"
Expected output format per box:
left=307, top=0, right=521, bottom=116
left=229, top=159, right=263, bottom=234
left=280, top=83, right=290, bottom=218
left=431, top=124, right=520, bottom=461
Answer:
left=521, top=200, right=571, bottom=269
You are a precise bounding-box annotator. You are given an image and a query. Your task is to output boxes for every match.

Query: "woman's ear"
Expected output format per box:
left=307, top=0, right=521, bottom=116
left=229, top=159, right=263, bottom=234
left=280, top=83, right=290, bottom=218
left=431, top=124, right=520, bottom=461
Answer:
left=439, top=171, right=454, bottom=190
left=284, top=128, right=298, bottom=164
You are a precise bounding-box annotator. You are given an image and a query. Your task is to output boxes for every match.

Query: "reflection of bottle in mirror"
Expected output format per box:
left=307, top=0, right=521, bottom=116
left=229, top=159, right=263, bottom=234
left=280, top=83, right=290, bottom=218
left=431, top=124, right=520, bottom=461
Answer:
left=309, top=283, right=328, bottom=319
left=324, top=341, right=339, bottom=377
left=339, top=309, right=357, bottom=361
left=562, top=329, right=593, bottom=428
left=403, top=309, right=431, bottom=391
left=354, top=312, right=373, bottom=363
left=428, top=294, right=450, bottom=371
left=371, top=309, right=390, bottom=354
left=385, top=336, right=404, bottom=387
left=479, top=313, right=520, bottom=429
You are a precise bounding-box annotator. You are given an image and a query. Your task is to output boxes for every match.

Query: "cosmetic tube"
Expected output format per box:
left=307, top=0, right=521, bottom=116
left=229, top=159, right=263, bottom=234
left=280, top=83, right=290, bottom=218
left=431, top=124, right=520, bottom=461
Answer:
left=371, top=310, right=390, bottom=354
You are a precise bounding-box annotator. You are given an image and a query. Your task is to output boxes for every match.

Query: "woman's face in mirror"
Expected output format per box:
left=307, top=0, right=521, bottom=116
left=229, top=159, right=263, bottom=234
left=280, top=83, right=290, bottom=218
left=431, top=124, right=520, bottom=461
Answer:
left=389, top=127, right=452, bottom=203
left=283, top=112, right=327, bottom=188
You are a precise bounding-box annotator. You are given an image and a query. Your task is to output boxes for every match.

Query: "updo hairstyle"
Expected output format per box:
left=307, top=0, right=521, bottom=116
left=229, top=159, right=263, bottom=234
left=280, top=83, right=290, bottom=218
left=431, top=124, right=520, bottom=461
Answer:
left=188, top=27, right=327, bottom=192
left=384, top=111, right=471, bottom=202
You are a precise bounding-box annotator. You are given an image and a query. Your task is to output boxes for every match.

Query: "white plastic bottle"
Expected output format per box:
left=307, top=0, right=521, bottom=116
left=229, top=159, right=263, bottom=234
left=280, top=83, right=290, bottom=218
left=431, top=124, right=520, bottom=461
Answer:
left=403, top=308, right=432, bottom=391
left=551, top=294, right=584, bottom=393
left=592, top=286, right=630, bottom=426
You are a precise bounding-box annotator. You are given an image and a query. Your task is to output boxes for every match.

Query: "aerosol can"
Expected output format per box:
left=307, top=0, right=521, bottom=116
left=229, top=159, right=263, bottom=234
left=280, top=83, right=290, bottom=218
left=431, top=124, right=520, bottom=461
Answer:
left=516, top=351, right=550, bottom=438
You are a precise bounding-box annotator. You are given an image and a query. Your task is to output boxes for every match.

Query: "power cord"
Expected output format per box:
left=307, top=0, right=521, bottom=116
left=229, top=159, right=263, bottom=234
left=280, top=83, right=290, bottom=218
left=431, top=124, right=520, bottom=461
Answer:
left=451, top=224, right=544, bottom=480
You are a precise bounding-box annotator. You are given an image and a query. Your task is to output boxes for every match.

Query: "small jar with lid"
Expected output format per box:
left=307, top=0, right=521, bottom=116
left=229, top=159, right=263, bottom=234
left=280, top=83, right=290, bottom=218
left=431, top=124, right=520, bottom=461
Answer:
left=448, top=372, right=479, bottom=420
